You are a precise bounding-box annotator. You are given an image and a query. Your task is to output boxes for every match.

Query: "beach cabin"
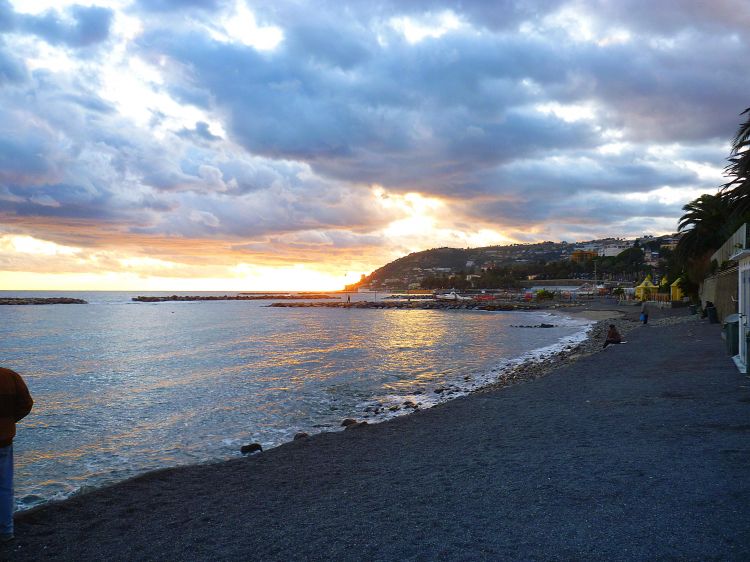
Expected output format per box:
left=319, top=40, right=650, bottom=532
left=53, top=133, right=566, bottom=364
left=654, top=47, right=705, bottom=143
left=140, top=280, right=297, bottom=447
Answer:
left=670, top=278, right=684, bottom=302
left=635, top=275, right=657, bottom=301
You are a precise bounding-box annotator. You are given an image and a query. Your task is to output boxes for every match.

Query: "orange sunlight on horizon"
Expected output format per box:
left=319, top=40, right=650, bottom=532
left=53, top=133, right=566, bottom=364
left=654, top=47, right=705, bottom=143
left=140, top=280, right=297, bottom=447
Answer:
left=0, top=189, right=516, bottom=292
left=0, top=268, right=364, bottom=292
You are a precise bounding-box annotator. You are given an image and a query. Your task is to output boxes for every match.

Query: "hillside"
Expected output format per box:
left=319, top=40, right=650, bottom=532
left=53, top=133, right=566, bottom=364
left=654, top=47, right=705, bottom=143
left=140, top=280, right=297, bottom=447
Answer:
left=347, top=235, right=678, bottom=291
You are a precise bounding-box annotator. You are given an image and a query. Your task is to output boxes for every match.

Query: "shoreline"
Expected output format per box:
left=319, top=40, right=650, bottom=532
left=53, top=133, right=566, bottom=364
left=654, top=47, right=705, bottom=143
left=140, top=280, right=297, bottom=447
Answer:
left=13, top=305, right=640, bottom=512
left=6, top=309, right=747, bottom=560
left=14, top=305, right=632, bottom=512
left=12, top=306, right=599, bottom=512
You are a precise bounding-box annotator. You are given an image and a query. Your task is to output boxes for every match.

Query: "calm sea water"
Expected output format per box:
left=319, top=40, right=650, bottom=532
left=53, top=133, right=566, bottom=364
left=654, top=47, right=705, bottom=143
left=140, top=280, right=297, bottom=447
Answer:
left=0, top=291, right=591, bottom=509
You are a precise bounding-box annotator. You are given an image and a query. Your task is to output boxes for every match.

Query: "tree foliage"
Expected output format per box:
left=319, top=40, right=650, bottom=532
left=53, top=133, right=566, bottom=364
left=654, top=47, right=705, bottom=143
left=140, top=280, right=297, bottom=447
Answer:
left=674, top=107, right=750, bottom=295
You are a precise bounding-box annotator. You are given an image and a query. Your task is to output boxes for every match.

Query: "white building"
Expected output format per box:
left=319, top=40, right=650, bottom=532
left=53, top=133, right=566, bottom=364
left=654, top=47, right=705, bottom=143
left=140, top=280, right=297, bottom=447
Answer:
left=598, top=244, right=630, bottom=257
left=712, top=223, right=750, bottom=372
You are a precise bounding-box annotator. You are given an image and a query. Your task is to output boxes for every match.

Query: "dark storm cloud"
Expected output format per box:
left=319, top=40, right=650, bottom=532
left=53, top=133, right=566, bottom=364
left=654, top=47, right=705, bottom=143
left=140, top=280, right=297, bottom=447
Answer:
left=0, top=43, right=26, bottom=84
left=458, top=193, right=684, bottom=230
left=2, top=0, right=749, bottom=253
left=479, top=152, right=703, bottom=199
left=133, top=0, right=228, bottom=13
left=141, top=26, right=603, bottom=192
left=140, top=0, right=747, bottom=208
left=587, top=0, right=750, bottom=36
left=177, top=121, right=222, bottom=142
left=0, top=3, right=114, bottom=48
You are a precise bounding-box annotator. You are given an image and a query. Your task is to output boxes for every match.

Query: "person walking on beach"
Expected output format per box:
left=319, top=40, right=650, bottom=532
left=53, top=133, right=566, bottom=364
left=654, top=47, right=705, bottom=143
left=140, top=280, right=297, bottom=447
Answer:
left=640, top=301, right=649, bottom=325
left=0, top=367, right=34, bottom=543
left=603, top=324, right=623, bottom=348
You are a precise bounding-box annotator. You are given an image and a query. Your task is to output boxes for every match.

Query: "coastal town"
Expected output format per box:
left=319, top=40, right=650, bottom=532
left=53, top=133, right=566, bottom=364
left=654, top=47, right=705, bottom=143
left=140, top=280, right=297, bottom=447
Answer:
left=347, top=234, right=682, bottom=293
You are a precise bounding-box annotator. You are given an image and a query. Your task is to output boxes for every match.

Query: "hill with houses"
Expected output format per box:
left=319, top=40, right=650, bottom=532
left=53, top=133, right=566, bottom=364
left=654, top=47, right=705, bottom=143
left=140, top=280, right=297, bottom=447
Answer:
left=348, top=234, right=681, bottom=292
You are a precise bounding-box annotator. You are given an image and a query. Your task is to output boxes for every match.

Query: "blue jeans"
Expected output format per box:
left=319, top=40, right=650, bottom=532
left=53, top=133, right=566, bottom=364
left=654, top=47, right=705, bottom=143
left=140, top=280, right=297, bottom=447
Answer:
left=0, top=445, right=13, bottom=535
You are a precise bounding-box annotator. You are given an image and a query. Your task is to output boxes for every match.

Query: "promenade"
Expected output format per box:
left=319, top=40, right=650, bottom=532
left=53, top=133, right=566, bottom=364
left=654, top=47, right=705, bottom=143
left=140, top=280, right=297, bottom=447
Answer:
left=4, top=315, right=749, bottom=561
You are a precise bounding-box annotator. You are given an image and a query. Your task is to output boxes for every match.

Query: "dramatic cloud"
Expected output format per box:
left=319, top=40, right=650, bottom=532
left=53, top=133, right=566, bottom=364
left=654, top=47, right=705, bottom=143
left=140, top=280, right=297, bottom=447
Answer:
left=0, top=0, right=748, bottom=289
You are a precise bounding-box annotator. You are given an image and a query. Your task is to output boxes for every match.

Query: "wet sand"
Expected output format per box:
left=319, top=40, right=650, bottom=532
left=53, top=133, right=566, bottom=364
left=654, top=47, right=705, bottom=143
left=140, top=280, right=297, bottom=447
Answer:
left=4, top=310, right=749, bottom=561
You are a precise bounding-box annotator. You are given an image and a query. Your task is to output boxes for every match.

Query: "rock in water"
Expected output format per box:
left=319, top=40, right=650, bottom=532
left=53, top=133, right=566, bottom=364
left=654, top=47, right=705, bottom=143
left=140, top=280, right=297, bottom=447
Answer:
left=240, top=443, right=263, bottom=455
left=341, top=418, right=358, bottom=427
left=293, top=432, right=309, bottom=440
left=345, top=421, right=369, bottom=430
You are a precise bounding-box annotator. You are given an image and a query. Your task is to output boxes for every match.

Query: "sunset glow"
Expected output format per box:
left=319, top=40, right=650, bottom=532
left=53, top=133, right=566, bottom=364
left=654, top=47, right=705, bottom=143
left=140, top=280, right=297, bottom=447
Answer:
left=0, top=0, right=746, bottom=290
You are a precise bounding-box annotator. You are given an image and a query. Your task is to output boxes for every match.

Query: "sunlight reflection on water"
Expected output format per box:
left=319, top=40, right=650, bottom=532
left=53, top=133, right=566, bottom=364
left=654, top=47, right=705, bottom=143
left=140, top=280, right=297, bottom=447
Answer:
left=0, top=292, right=590, bottom=509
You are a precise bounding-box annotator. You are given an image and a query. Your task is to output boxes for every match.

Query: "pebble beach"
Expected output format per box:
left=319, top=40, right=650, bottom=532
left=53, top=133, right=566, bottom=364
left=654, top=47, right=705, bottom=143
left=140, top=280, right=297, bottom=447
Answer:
left=3, top=303, right=749, bottom=561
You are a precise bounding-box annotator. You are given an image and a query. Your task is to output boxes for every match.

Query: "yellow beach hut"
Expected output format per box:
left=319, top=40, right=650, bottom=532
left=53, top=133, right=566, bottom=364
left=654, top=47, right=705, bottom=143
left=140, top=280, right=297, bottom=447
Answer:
left=635, top=275, right=657, bottom=301
left=670, top=277, right=684, bottom=301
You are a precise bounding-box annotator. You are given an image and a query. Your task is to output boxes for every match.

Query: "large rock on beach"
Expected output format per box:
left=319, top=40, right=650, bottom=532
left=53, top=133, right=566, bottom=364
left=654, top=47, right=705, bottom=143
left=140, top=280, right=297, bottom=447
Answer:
left=340, top=418, right=358, bottom=427
left=240, top=443, right=263, bottom=455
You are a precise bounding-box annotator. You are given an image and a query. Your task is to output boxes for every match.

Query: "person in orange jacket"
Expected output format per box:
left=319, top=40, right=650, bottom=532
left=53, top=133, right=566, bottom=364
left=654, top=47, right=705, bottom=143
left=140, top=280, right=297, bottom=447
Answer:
left=0, top=367, right=34, bottom=543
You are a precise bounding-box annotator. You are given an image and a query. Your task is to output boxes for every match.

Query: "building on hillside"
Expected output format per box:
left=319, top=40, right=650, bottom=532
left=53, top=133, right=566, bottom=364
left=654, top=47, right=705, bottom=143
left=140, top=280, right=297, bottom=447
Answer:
left=599, top=244, right=630, bottom=257
left=570, top=250, right=598, bottom=263
left=660, top=234, right=681, bottom=251
left=645, top=251, right=660, bottom=266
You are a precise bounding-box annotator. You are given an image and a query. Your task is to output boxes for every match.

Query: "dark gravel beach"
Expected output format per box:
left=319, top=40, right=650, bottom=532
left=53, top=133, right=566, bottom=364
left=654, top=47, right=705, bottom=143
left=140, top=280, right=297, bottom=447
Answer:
left=4, top=311, right=750, bottom=561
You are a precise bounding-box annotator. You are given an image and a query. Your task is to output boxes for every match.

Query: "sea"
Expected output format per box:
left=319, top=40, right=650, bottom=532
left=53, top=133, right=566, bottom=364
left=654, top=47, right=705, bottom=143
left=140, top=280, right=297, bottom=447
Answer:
left=0, top=291, right=593, bottom=510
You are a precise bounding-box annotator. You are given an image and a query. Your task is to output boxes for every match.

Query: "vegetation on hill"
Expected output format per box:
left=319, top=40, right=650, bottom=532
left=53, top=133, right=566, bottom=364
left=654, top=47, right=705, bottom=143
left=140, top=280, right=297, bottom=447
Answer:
left=346, top=237, right=671, bottom=292
left=675, top=107, right=750, bottom=296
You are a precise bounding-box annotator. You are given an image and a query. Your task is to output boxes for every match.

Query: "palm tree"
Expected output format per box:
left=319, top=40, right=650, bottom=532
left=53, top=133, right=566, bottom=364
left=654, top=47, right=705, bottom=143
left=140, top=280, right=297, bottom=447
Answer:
left=722, top=107, right=750, bottom=221
left=675, top=193, right=733, bottom=286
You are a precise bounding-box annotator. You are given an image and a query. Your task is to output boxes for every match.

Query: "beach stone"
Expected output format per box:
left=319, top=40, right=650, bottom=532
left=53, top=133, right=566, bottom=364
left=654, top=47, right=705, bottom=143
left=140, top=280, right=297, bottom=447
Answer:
left=240, top=443, right=262, bottom=455
left=344, top=421, right=368, bottom=429
left=403, top=400, right=417, bottom=409
left=341, top=418, right=358, bottom=427
left=434, top=387, right=446, bottom=394
left=293, top=432, right=309, bottom=440
left=389, top=405, right=400, bottom=411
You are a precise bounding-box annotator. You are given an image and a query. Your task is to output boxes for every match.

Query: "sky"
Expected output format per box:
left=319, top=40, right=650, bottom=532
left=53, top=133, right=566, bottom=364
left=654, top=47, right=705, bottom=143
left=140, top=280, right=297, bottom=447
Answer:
left=0, top=0, right=748, bottom=291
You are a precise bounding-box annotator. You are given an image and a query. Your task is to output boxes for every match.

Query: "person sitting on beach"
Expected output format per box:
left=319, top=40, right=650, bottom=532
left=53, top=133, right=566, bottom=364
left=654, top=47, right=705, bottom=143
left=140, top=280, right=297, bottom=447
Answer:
left=0, top=367, right=34, bottom=543
left=603, top=325, right=623, bottom=348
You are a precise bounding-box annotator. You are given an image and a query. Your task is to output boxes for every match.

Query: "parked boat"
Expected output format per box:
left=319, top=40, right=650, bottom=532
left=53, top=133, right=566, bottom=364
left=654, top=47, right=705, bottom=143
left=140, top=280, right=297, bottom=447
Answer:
left=435, top=291, right=472, bottom=301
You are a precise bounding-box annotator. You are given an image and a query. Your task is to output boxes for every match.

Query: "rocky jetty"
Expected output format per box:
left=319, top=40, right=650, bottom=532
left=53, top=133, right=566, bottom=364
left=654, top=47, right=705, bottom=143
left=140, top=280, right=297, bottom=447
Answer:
left=269, top=300, right=551, bottom=311
left=0, top=297, right=87, bottom=305
left=133, top=294, right=337, bottom=302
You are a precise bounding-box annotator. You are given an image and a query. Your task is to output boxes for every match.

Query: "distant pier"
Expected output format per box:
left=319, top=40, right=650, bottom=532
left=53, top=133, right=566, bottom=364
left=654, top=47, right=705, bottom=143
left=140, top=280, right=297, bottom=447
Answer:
left=132, top=294, right=337, bottom=302
left=0, top=297, right=87, bottom=305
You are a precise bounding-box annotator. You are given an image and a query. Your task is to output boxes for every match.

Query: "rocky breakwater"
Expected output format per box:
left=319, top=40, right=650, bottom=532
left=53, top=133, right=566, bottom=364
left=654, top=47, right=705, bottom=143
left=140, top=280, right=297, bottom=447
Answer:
left=133, top=294, right=337, bottom=302
left=0, top=297, right=87, bottom=305
left=268, top=300, right=546, bottom=311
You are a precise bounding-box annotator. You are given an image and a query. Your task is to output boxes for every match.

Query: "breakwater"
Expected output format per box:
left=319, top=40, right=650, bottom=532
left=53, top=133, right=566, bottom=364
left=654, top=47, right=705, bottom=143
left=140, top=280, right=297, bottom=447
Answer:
left=269, top=300, right=553, bottom=311
left=133, top=294, right=337, bottom=302
left=0, top=297, right=87, bottom=305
